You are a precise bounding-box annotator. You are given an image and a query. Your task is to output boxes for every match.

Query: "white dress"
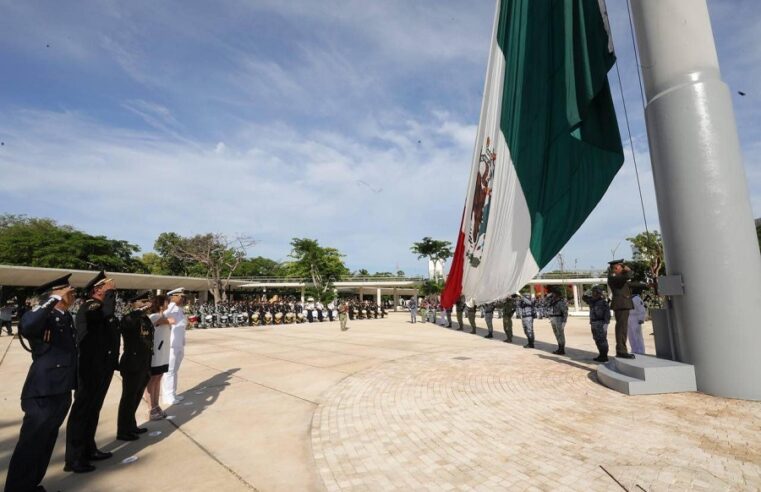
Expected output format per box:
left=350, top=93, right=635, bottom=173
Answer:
left=627, top=295, right=647, bottom=354
left=149, top=313, right=171, bottom=372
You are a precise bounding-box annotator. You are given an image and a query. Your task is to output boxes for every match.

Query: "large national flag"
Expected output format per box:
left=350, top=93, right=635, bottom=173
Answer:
left=441, top=0, right=624, bottom=307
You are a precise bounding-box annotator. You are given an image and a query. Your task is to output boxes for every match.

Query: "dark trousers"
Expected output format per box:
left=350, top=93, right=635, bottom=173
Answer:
left=65, top=370, right=113, bottom=465
left=614, top=309, right=630, bottom=355
left=5, top=393, right=72, bottom=492
left=1, top=320, right=12, bottom=334
left=117, top=369, right=150, bottom=434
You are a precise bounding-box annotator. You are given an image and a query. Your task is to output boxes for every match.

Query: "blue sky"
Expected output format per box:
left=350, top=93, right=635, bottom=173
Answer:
left=1, top=0, right=759, bottom=276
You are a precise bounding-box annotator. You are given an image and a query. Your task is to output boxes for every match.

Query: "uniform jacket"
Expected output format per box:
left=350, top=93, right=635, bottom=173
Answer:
left=119, top=310, right=154, bottom=373
left=75, top=297, right=121, bottom=385
left=516, top=296, right=535, bottom=318
left=19, top=296, right=78, bottom=399
left=607, top=271, right=634, bottom=310
left=544, top=294, right=568, bottom=321
left=583, top=295, right=611, bottom=324
left=164, top=302, right=187, bottom=350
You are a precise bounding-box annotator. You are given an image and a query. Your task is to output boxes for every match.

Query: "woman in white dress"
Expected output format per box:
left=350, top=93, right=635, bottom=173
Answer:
left=145, top=295, right=173, bottom=420
left=627, top=287, right=648, bottom=355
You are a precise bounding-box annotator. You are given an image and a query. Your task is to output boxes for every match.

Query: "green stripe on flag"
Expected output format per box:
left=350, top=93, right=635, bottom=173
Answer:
left=497, top=0, right=624, bottom=268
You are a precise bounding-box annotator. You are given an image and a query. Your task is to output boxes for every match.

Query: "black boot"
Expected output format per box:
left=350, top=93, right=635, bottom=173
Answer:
left=523, top=338, right=534, bottom=348
left=593, top=354, right=609, bottom=362
left=552, top=344, right=565, bottom=355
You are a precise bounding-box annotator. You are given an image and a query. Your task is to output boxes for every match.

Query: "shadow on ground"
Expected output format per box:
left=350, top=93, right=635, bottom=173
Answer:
left=47, top=368, right=239, bottom=491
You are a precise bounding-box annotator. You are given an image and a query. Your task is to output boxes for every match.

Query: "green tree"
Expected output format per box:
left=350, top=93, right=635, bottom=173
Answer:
left=236, top=256, right=283, bottom=277
left=154, top=232, right=198, bottom=276
left=0, top=215, right=145, bottom=272
left=140, top=252, right=165, bottom=274
left=410, top=237, right=453, bottom=280
left=159, top=233, right=256, bottom=303
left=626, top=231, right=665, bottom=282
left=283, top=238, right=349, bottom=300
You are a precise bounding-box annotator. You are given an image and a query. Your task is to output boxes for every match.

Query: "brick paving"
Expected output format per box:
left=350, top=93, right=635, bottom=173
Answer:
left=1, top=313, right=759, bottom=491
left=311, top=339, right=761, bottom=491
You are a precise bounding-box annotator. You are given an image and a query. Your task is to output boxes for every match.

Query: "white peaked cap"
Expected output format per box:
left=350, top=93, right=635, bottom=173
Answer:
left=167, top=288, right=186, bottom=296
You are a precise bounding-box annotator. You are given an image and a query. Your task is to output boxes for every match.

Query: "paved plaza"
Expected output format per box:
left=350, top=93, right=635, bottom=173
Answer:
left=1, top=313, right=760, bottom=491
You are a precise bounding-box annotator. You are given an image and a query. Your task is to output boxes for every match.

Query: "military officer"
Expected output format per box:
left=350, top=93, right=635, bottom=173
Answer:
left=117, top=291, right=154, bottom=441
left=162, top=288, right=188, bottom=405
left=65, top=271, right=120, bottom=473
left=607, top=259, right=635, bottom=359
left=455, top=295, right=465, bottom=331
left=338, top=300, right=349, bottom=331
left=544, top=287, right=569, bottom=355
left=483, top=302, right=495, bottom=338
left=5, top=275, right=77, bottom=492
left=466, top=298, right=477, bottom=334
left=516, top=294, right=536, bottom=348
left=502, top=295, right=518, bottom=343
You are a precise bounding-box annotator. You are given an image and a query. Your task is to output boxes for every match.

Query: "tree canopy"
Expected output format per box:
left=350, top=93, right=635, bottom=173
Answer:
left=283, top=238, right=349, bottom=299
left=0, top=214, right=145, bottom=273
left=411, top=237, right=452, bottom=279
left=626, top=231, right=665, bottom=282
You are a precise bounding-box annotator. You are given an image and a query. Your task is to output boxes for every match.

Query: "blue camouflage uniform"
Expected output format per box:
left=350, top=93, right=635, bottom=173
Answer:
left=516, top=295, right=536, bottom=347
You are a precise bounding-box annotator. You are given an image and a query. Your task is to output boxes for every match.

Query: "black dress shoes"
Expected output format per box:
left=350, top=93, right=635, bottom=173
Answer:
left=117, top=433, right=139, bottom=441
left=484, top=333, right=493, bottom=339
left=616, top=353, right=635, bottom=359
left=132, top=427, right=148, bottom=434
left=593, top=355, right=609, bottom=362
left=64, top=462, right=96, bottom=473
left=89, top=449, right=113, bottom=460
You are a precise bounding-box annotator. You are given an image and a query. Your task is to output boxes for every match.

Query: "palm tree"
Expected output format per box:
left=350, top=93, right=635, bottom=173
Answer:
left=411, top=237, right=453, bottom=281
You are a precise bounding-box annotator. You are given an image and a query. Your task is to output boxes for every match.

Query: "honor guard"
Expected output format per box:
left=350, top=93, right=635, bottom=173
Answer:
left=65, top=270, right=120, bottom=473
left=545, top=287, right=569, bottom=355
left=516, top=294, right=536, bottom=348
left=466, top=298, right=478, bottom=334
left=502, top=295, right=518, bottom=343
left=117, top=291, right=154, bottom=441
left=5, top=275, right=78, bottom=492
left=455, top=295, right=465, bottom=331
left=483, top=302, right=496, bottom=338
left=583, top=286, right=611, bottom=362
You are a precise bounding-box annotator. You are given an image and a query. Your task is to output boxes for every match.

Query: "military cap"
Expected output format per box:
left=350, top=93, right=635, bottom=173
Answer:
left=590, top=285, right=604, bottom=293
left=84, top=270, right=110, bottom=291
left=35, top=273, right=72, bottom=295
left=128, top=290, right=152, bottom=303
left=167, top=287, right=186, bottom=296
left=608, top=259, right=625, bottom=266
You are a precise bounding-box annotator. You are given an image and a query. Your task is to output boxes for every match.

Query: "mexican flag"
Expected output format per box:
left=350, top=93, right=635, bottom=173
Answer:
left=441, top=0, right=624, bottom=307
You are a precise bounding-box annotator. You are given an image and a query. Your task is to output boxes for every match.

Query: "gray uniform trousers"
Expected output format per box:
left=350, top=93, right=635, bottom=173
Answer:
left=590, top=321, right=608, bottom=355
left=456, top=310, right=464, bottom=330
left=484, top=312, right=494, bottom=335
left=521, top=317, right=534, bottom=340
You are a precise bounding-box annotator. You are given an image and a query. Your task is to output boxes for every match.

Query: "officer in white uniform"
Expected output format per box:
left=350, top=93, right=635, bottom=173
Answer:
left=627, top=284, right=647, bottom=354
left=162, top=288, right=188, bottom=405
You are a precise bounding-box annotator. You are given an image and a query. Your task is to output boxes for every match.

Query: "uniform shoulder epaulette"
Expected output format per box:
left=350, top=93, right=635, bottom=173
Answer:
left=88, top=301, right=102, bottom=311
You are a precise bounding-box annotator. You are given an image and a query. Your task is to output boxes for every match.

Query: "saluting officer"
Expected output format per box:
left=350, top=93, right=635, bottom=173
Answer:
left=65, top=271, right=120, bottom=473
left=607, top=259, right=635, bottom=359
left=5, top=275, right=77, bottom=492
left=117, top=291, right=154, bottom=441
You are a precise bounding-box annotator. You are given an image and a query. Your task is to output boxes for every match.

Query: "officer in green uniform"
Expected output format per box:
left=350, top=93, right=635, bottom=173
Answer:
left=502, top=294, right=517, bottom=343
left=117, top=291, right=154, bottom=441
left=5, top=275, right=77, bottom=492
left=607, top=259, right=635, bottom=359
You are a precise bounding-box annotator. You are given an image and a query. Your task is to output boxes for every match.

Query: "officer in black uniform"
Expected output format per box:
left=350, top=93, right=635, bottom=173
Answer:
left=64, top=271, right=120, bottom=473
left=5, top=274, right=78, bottom=492
left=117, top=291, right=154, bottom=441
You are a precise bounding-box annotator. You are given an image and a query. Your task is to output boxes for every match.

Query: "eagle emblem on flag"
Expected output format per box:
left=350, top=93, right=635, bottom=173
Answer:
left=466, top=137, right=496, bottom=267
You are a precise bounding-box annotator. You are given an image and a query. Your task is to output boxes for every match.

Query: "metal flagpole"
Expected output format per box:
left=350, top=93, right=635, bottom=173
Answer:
left=630, top=0, right=761, bottom=399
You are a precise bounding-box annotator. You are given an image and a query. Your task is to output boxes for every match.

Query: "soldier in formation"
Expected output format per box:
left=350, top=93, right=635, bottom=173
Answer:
left=516, top=294, right=536, bottom=348
left=544, top=287, right=569, bottom=355
left=583, top=286, right=611, bottom=362
left=501, top=294, right=517, bottom=343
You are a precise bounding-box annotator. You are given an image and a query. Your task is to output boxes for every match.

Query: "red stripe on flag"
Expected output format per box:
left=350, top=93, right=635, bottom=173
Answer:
left=441, top=211, right=466, bottom=309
